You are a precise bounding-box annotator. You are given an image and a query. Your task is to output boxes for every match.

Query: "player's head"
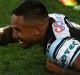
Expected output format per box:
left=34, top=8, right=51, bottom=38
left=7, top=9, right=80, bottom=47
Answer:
left=11, top=0, right=49, bottom=48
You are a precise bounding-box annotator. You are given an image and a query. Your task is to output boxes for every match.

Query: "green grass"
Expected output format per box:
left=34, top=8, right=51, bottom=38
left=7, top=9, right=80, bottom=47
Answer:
left=0, top=0, right=80, bottom=75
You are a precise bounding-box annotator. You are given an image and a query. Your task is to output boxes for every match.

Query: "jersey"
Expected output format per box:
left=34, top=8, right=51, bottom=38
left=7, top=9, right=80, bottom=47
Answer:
left=44, top=13, right=80, bottom=68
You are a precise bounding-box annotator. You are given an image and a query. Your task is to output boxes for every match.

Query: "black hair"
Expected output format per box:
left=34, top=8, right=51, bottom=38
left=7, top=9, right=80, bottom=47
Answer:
left=13, top=0, right=48, bottom=19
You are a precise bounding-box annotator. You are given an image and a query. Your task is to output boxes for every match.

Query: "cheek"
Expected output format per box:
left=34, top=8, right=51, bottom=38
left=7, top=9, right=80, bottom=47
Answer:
left=20, top=29, right=40, bottom=42
left=19, top=32, right=33, bottom=41
left=22, top=32, right=36, bottom=42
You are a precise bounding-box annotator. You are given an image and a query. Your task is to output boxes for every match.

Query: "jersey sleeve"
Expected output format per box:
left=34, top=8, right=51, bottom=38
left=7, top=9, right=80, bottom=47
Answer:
left=49, top=13, right=70, bottom=39
left=49, top=13, right=80, bottom=41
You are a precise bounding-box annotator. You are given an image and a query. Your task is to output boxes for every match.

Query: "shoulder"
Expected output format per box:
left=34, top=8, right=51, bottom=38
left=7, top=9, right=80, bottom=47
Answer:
left=48, top=13, right=68, bottom=23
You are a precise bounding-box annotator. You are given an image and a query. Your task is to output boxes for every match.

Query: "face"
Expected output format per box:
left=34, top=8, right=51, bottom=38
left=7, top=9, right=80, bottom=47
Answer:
left=11, top=15, right=48, bottom=48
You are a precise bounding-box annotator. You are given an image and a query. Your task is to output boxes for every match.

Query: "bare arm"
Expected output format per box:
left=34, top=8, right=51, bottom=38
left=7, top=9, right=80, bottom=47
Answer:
left=46, top=58, right=80, bottom=75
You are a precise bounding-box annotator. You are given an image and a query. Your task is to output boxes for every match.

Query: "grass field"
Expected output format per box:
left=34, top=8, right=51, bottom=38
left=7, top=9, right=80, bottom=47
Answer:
left=0, top=0, right=80, bottom=75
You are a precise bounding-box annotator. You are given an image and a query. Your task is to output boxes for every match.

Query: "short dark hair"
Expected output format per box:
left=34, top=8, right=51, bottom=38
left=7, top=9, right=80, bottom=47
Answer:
left=13, top=0, right=48, bottom=20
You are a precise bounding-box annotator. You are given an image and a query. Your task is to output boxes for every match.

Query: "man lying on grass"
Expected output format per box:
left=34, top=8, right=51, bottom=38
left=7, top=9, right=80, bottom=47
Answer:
left=0, top=0, right=80, bottom=74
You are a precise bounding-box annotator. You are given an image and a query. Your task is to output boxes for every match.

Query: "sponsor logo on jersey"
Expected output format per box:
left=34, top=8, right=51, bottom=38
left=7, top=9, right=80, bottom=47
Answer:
left=53, top=15, right=65, bottom=33
left=54, top=21, right=65, bottom=33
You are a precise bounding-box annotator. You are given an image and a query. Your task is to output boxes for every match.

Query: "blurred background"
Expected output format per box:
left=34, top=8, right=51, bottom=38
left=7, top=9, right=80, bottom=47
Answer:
left=0, top=0, right=80, bottom=75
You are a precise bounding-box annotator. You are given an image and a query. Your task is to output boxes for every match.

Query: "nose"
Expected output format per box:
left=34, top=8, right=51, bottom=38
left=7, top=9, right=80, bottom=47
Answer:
left=12, top=30, right=19, bottom=39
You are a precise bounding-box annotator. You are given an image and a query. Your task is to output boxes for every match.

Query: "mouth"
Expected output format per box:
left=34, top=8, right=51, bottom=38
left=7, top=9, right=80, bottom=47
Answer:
left=18, top=40, right=27, bottom=48
left=18, top=39, right=31, bottom=48
left=18, top=40, right=23, bottom=44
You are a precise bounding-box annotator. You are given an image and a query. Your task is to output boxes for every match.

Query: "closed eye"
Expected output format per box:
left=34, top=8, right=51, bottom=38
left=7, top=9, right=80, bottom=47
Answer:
left=13, top=27, right=21, bottom=32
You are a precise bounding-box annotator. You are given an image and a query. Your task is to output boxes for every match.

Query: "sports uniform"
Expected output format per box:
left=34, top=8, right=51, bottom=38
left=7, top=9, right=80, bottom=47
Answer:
left=44, top=13, right=80, bottom=68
